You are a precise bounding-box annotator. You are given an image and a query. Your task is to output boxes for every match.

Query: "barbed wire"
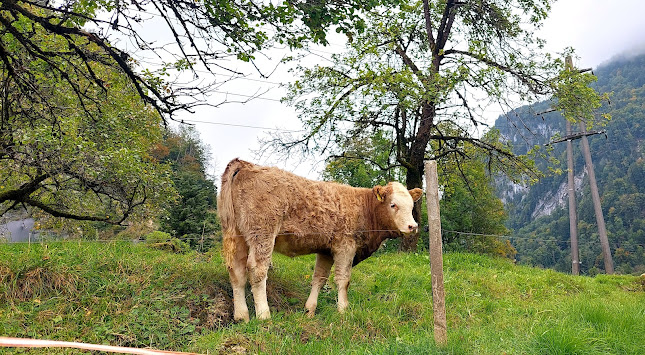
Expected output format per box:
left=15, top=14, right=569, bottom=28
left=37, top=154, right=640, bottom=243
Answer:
left=443, top=229, right=568, bottom=244
left=5, top=228, right=643, bottom=247
left=2, top=229, right=408, bottom=245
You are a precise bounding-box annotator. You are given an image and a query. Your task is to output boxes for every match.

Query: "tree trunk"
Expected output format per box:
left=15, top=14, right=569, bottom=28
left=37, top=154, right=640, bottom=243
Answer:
left=399, top=102, right=435, bottom=252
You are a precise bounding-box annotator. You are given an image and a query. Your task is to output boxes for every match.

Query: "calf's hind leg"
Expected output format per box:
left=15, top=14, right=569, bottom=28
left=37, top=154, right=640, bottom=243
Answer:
left=305, top=253, right=333, bottom=317
left=246, top=234, right=276, bottom=320
left=224, top=233, right=250, bottom=322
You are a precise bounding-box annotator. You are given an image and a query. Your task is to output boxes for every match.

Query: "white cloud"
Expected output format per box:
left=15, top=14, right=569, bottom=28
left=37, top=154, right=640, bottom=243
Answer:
left=540, top=0, right=645, bottom=68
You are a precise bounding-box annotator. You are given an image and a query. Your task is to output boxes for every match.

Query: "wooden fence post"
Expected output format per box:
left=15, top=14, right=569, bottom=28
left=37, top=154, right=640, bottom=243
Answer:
left=424, top=160, right=447, bottom=346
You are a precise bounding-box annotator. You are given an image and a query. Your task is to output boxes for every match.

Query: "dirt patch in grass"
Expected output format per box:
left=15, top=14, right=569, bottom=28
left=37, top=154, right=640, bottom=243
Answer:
left=215, top=335, right=256, bottom=354
left=350, top=319, right=387, bottom=343
left=186, top=275, right=307, bottom=330
left=187, top=285, right=233, bottom=330
left=397, top=301, right=425, bottom=321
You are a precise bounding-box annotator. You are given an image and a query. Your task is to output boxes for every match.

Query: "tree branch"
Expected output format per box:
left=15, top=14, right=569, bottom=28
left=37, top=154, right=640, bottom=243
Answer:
left=19, top=197, right=121, bottom=224
left=0, top=174, right=48, bottom=204
left=443, top=49, right=548, bottom=95
left=422, top=0, right=436, bottom=51
left=329, top=153, right=402, bottom=172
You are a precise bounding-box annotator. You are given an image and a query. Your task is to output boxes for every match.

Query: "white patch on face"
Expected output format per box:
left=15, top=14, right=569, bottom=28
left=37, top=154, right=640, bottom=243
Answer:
left=388, top=182, right=418, bottom=234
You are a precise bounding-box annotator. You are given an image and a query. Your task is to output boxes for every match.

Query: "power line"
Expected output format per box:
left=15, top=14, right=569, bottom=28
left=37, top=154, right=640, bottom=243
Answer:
left=212, top=74, right=283, bottom=86
left=181, top=119, right=305, bottom=132
left=134, top=58, right=286, bottom=87
left=441, top=229, right=645, bottom=247
left=210, top=90, right=282, bottom=102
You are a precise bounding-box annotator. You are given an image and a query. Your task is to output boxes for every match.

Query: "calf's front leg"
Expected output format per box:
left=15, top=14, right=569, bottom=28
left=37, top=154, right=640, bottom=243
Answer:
left=332, top=248, right=355, bottom=313
left=305, top=253, right=333, bottom=317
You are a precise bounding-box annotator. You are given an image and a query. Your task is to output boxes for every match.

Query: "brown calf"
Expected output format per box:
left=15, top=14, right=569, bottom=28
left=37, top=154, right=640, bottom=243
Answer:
left=218, top=159, right=422, bottom=321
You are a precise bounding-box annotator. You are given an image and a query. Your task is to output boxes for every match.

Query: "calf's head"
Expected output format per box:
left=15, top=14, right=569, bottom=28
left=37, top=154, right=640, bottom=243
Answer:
left=373, top=182, right=423, bottom=234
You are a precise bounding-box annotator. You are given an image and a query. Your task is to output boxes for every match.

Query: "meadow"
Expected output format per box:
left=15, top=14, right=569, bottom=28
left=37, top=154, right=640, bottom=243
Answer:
left=1, top=242, right=644, bottom=354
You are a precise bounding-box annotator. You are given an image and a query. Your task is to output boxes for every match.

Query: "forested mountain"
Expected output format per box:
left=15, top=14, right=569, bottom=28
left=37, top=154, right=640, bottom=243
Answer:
left=495, top=53, right=645, bottom=275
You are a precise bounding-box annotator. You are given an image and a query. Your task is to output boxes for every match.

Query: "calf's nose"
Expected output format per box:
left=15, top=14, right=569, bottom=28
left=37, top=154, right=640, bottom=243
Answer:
left=408, top=224, right=418, bottom=233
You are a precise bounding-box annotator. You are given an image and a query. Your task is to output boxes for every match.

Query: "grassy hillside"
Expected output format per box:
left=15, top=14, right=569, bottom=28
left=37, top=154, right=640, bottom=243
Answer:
left=1, top=242, right=644, bottom=354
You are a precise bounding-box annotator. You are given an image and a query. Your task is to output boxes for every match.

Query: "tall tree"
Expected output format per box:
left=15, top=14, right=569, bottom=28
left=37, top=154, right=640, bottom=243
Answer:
left=0, top=22, right=174, bottom=223
left=271, top=0, right=587, bottom=250
left=0, top=1, right=381, bottom=223
left=325, top=128, right=515, bottom=257
left=154, top=126, right=219, bottom=250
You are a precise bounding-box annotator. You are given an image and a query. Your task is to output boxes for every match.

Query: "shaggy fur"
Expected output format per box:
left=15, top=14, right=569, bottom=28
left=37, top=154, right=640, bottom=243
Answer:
left=218, top=158, right=422, bottom=321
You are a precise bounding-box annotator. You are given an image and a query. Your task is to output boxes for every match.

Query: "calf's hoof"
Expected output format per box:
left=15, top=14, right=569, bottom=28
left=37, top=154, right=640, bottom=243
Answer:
left=256, top=310, right=271, bottom=320
left=234, top=311, right=250, bottom=323
left=306, top=309, right=316, bottom=318
left=305, top=301, right=317, bottom=318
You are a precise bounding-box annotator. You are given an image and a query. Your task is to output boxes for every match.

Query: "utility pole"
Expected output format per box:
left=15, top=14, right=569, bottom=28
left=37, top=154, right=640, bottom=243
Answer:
left=543, top=55, right=614, bottom=275
left=565, top=119, right=580, bottom=275
left=563, top=56, right=581, bottom=275
left=541, top=56, right=581, bottom=275
left=578, top=120, right=614, bottom=274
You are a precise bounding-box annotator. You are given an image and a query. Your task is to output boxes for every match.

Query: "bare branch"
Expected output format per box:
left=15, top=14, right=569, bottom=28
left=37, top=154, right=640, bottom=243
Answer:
left=443, top=49, right=549, bottom=95
left=329, top=153, right=402, bottom=172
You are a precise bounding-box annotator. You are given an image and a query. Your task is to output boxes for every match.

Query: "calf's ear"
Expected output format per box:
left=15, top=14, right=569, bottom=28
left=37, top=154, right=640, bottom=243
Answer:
left=409, top=188, right=423, bottom=202
left=372, top=185, right=387, bottom=202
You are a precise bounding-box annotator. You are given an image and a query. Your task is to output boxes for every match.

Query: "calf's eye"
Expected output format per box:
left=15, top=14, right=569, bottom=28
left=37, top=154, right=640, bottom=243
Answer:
left=390, top=203, right=396, bottom=209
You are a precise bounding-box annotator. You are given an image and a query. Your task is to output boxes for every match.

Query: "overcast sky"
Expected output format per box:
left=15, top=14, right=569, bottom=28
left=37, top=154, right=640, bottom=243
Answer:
left=170, top=0, right=645, bottom=182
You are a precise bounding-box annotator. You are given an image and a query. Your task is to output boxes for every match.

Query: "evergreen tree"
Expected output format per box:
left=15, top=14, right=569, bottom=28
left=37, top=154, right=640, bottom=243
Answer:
left=153, top=127, right=219, bottom=251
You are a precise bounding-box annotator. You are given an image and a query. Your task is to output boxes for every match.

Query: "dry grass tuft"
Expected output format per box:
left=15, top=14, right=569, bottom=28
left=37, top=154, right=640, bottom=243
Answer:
left=635, top=274, right=645, bottom=291
left=298, top=322, right=328, bottom=343
left=0, top=265, right=78, bottom=301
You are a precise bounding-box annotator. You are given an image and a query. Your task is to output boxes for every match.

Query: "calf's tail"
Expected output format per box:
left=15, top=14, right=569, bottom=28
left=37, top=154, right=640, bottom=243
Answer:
left=218, top=158, right=248, bottom=267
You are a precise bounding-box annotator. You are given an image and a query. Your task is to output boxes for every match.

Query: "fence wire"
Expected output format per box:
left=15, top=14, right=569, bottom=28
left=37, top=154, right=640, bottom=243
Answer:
left=4, top=228, right=644, bottom=248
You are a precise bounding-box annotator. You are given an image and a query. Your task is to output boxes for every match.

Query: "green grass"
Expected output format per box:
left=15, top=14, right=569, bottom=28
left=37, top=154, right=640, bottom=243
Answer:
left=1, top=242, right=644, bottom=354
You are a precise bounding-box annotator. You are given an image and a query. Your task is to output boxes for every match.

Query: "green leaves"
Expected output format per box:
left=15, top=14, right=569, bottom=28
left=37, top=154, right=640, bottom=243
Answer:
left=1, top=0, right=394, bottom=124
left=0, top=18, right=175, bottom=224
left=279, top=0, right=563, bottom=174
left=323, top=130, right=403, bottom=187
left=552, top=56, right=612, bottom=128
